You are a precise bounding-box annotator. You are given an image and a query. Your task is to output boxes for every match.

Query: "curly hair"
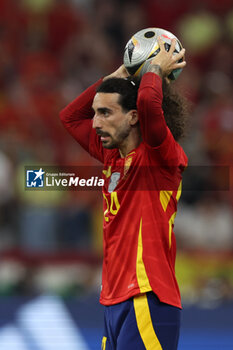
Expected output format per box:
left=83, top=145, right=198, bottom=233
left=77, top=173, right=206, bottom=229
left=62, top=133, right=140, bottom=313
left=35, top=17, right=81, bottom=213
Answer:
left=162, top=79, right=189, bottom=141
left=96, top=77, right=140, bottom=112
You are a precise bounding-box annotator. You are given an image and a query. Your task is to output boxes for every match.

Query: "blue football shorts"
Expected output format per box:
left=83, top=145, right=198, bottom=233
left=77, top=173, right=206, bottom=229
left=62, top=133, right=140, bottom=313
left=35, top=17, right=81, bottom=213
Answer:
left=101, top=292, right=181, bottom=350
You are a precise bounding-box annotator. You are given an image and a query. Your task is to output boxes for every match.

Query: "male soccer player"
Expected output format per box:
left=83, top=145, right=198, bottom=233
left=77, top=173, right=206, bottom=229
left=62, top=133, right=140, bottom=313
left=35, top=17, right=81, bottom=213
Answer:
left=60, top=38, right=187, bottom=350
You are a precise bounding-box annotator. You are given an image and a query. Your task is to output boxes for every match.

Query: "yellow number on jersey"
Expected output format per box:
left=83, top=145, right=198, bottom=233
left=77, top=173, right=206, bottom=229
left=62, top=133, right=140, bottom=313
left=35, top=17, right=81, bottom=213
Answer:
left=103, top=191, right=120, bottom=222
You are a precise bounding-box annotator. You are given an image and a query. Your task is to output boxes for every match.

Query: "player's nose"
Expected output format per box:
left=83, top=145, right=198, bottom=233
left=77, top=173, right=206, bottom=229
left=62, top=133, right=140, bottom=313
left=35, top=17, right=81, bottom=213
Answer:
left=93, top=114, right=102, bottom=129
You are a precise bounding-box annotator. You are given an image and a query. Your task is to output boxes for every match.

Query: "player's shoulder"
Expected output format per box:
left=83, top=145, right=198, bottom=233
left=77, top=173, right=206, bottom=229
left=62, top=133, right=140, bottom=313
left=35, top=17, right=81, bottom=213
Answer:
left=141, top=127, right=187, bottom=166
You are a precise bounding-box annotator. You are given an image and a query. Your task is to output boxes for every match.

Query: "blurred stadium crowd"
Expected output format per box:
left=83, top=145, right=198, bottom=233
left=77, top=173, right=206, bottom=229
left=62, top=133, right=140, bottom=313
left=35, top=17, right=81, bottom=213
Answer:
left=0, top=0, right=232, bottom=303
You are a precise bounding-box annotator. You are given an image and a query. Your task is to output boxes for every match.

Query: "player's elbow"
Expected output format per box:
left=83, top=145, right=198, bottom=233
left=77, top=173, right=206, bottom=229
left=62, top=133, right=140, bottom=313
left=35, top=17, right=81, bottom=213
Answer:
left=59, top=107, right=69, bottom=126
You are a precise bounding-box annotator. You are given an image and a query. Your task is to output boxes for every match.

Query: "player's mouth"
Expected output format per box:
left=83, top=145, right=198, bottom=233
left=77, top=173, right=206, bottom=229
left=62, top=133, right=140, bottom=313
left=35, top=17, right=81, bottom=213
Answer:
left=101, top=136, right=110, bottom=142
left=96, top=130, right=111, bottom=142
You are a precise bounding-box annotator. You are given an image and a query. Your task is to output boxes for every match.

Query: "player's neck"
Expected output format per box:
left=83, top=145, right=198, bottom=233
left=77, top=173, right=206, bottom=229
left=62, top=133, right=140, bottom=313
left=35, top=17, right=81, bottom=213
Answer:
left=119, top=129, right=142, bottom=158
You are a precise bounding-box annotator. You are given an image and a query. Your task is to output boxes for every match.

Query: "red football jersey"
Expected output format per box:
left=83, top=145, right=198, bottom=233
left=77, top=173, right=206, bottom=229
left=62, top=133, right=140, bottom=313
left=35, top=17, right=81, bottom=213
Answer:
left=60, top=73, right=188, bottom=308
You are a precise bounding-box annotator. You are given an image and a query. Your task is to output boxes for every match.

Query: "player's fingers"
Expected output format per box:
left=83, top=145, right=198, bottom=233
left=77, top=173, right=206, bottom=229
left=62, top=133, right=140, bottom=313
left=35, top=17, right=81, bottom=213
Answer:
left=170, top=38, right=177, bottom=53
left=157, top=36, right=165, bottom=51
left=173, top=48, right=186, bottom=62
left=174, top=60, right=187, bottom=69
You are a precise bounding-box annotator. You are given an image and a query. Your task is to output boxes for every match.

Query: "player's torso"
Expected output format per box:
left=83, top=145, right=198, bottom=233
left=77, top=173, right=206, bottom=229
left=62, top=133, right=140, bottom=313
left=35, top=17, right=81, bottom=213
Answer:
left=100, top=142, right=183, bottom=306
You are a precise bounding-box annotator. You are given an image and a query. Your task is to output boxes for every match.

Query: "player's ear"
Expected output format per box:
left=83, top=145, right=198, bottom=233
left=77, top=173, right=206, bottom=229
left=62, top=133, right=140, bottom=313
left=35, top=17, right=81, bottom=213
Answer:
left=129, top=110, right=138, bottom=125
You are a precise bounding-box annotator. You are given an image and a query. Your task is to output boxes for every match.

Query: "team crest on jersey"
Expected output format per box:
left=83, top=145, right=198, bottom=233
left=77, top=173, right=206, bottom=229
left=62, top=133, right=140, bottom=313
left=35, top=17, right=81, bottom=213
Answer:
left=108, top=172, right=120, bottom=193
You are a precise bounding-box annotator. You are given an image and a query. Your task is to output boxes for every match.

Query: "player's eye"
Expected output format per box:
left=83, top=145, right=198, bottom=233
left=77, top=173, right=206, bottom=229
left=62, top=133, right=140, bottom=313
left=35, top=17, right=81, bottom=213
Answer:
left=96, top=108, right=111, bottom=118
left=100, top=109, right=110, bottom=117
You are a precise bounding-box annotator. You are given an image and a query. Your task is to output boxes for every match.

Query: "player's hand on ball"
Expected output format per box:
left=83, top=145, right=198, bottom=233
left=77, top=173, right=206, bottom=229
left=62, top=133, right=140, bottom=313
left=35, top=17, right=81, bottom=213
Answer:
left=104, top=65, right=129, bottom=81
left=149, top=37, right=186, bottom=78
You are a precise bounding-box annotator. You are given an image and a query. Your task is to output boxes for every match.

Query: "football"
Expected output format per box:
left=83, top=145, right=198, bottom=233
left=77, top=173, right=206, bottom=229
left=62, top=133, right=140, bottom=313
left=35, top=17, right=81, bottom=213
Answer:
left=123, top=28, right=183, bottom=80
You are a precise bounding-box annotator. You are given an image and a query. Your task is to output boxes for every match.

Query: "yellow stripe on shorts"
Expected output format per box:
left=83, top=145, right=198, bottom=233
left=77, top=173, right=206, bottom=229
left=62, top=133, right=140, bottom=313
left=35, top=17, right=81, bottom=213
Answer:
left=133, top=294, right=163, bottom=350
left=101, top=336, right=107, bottom=350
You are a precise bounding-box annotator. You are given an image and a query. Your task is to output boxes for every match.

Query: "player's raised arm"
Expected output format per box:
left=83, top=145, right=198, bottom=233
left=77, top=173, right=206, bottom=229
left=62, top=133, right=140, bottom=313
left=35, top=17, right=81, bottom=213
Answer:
left=59, top=79, right=102, bottom=154
left=137, top=38, right=186, bottom=148
left=59, top=65, right=129, bottom=160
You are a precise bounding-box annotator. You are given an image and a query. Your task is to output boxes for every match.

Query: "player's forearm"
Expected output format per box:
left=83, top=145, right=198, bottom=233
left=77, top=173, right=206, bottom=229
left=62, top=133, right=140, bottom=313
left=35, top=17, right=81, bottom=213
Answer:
left=137, top=72, right=167, bottom=147
left=146, top=64, right=163, bottom=79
